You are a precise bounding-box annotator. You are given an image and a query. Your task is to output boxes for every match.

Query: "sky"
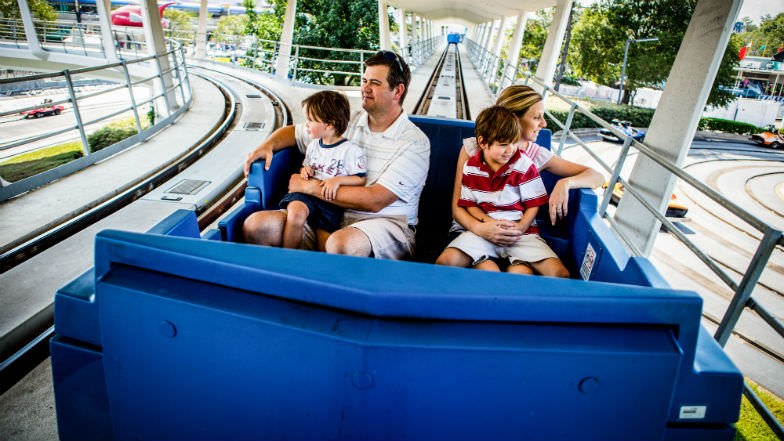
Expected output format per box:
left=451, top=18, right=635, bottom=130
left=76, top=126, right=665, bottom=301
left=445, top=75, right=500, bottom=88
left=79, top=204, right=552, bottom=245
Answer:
left=737, top=0, right=784, bottom=24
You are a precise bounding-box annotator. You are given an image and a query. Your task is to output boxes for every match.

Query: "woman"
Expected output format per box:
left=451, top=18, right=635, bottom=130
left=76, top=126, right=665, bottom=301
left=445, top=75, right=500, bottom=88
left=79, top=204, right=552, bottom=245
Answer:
left=435, top=85, right=604, bottom=274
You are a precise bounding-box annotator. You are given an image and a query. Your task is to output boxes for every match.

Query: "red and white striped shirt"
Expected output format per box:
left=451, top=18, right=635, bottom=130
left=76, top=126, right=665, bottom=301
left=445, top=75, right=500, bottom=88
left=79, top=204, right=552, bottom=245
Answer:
left=458, top=149, right=548, bottom=235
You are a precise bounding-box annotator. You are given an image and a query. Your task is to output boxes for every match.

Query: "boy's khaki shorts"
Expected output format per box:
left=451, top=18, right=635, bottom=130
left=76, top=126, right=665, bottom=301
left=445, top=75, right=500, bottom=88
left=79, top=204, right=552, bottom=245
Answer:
left=447, top=231, right=558, bottom=267
left=291, top=210, right=415, bottom=260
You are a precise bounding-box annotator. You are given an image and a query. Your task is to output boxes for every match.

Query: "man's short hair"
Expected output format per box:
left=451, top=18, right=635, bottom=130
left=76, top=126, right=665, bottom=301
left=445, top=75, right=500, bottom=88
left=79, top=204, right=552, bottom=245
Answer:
left=475, top=106, right=521, bottom=146
left=302, top=90, right=351, bottom=135
left=365, top=50, right=411, bottom=104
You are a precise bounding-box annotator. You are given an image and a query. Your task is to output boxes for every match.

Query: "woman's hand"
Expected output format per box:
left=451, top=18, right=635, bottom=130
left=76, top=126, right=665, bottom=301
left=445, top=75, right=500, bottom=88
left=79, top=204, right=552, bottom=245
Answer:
left=549, top=177, right=571, bottom=225
left=473, top=219, right=522, bottom=247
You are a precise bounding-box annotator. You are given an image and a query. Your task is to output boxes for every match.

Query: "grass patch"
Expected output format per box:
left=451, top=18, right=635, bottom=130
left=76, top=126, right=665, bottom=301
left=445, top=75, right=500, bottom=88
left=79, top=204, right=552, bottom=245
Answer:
left=735, top=380, right=784, bottom=441
left=0, top=141, right=84, bottom=182
left=0, top=114, right=153, bottom=183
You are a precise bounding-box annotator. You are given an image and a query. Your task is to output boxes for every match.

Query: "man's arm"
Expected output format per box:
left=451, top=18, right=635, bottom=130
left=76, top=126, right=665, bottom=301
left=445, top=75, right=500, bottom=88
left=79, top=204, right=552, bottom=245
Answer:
left=243, top=125, right=297, bottom=176
left=321, top=175, right=366, bottom=200
left=288, top=175, right=397, bottom=212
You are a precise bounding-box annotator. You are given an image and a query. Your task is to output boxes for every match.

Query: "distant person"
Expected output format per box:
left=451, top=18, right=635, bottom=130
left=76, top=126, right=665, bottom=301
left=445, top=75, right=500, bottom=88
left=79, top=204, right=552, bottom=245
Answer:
left=436, top=106, right=568, bottom=277
left=436, top=85, right=603, bottom=275
left=278, top=91, right=366, bottom=250
left=243, top=50, right=429, bottom=260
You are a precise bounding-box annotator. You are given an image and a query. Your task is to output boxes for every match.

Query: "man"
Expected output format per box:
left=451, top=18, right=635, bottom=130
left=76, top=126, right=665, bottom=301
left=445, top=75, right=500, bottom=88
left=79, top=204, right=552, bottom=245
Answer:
left=242, top=51, right=430, bottom=260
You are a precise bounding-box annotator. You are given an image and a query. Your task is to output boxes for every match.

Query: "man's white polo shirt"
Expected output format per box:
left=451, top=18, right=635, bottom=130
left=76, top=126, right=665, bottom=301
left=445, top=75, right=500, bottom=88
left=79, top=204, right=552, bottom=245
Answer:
left=295, top=110, right=430, bottom=225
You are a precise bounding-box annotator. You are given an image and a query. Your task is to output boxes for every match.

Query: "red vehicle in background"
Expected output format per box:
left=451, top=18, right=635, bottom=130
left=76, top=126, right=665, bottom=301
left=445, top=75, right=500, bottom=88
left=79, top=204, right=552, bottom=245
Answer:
left=22, top=99, right=64, bottom=119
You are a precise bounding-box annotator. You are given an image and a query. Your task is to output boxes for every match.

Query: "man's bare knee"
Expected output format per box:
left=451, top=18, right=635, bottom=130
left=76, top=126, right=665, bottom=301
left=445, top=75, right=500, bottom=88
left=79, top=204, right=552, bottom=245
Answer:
left=242, top=210, right=286, bottom=246
left=325, top=227, right=372, bottom=257
left=435, top=248, right=471, bottom=267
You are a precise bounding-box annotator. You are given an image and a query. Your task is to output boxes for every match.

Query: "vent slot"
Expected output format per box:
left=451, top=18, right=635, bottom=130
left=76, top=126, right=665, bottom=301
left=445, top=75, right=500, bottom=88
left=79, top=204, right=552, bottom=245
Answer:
left=246, top=94, right=262, bottom=98
left=166, top=179, right=210, bottom=195
left=244, top=122, right=266, bottom=130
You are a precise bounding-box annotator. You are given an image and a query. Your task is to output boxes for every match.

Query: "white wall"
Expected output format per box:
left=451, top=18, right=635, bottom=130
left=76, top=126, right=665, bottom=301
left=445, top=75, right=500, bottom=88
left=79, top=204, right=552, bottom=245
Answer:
left=703, top=99, right=780, bottom=127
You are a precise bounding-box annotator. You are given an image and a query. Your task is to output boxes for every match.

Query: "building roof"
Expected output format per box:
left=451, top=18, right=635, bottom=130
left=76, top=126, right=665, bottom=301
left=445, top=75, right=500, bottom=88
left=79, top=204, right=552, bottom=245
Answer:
left=387, top=0, right=557, bottom=26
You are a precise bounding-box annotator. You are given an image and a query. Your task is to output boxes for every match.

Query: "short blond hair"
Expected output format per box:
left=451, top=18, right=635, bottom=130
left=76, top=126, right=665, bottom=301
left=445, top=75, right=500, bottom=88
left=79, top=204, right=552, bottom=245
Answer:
left=495, top=85, right=543, bottom=118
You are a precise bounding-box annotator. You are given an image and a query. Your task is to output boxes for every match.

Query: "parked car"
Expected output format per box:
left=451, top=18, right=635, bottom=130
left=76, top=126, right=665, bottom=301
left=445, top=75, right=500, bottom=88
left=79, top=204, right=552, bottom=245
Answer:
left=604, top=182, right=689, bottom=218
left=21, top=99, right=64, bottom=119
left=599, top=119, right=646, bottom=143
left=750, top=127, right=783, bottom=149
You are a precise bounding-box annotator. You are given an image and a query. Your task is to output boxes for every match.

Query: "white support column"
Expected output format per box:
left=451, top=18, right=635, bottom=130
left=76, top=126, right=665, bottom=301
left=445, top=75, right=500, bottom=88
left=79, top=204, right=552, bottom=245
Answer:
left=17, top=0, right=47, bottom=59
left=614, top=0, right=743, bottom=255
left=480, top=19, right=495, bottom=70
left=505, top=10, right=527, bottom=81
left=196, top=0, right=208, bottom=58
left=378, top=0, right=391, bottom=50
left=489, top=15, right=507, bottom=76
left=140, top=0, right=176, bottom=113
left=410, top=13, right=418, bottom=52
left=276, top=0, right=297, bottom=78
left=534, top=0, right=572, bottom=90
left=95, top=0, right=118, bottom=62
left=399, top=8, right=407, bottom=53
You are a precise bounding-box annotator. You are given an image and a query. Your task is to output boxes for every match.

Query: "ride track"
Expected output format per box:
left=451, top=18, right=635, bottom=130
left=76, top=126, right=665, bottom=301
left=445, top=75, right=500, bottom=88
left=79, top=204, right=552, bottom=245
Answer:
left=413, top=42, right=470, bottom=120
left=0, top=65, right=291, bottom=393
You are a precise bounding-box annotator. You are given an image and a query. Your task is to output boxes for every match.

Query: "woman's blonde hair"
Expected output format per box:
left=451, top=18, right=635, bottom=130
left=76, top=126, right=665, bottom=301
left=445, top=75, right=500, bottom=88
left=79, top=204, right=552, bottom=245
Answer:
left=495, top=85, right=543, bottom=118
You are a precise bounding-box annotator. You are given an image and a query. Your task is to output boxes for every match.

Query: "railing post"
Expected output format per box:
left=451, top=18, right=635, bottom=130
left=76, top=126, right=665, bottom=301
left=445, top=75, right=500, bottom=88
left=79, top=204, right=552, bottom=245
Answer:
left=599, top=136, right=633, bottom=217
left=63, top=69, right=91, bottom=156
left=293, top=45, right=299, bottom=81
left=557, top=102, right=578, bottom=155
left=714, top=229, right=783, bottom=347
left=121, top=60, right=143, bottom=133
left=153, top=52, right=173, bottom=116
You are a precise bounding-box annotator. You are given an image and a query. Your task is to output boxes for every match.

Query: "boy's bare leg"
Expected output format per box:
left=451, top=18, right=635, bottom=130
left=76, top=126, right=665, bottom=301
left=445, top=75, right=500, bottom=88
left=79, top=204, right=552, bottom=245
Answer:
left=315, top=229, right=331, bottom=252
left=243, top=210, right=287, bottom=246
left=435, top=247, right=473, bottom=267
left=473, top=260, right=501, bottom=271
left=281, top=201, right=310, bottom=249
left=507, top=263, right=535, bottom=275
left=530, top=257, right=570, bottom=278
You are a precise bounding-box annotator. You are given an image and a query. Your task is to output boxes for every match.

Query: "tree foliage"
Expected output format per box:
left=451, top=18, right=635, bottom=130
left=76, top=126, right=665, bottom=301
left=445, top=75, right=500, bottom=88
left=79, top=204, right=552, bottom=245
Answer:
left=570, top=0, right=737, bottom=107
left=738, top=13, right=784, bottom=56
left=216, top=14, right=249, bottom=37
left=164, top=9, right=195, bottom=42
left=0, top=0, right=57, bottom=21
left=502, top=10, right=550, bottom=73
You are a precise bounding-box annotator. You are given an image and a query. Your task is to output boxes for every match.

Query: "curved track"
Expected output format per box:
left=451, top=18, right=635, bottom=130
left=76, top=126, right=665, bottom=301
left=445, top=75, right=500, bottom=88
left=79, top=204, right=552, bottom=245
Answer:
left=0, top=67, right=291, bottom=393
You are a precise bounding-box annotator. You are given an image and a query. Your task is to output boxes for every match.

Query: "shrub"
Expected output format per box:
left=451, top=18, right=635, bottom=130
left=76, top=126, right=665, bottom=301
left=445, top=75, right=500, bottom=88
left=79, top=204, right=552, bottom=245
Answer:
left=86, top=116, right=147, bottom=152
left=697, top=118, right=764, bottom=135
left=545, top=105, right=656, bottom=131
left=87, top=125, right=138, bottom=152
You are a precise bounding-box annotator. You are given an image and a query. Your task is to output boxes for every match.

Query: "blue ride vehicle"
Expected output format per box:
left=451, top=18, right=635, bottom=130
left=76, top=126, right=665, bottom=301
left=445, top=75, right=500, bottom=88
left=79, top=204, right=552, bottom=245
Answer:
left=50, top=116, right=742, bottom=440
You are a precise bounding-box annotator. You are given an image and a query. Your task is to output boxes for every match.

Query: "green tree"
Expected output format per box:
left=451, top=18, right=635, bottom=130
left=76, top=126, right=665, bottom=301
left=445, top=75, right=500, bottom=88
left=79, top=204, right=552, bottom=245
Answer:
left=164, top=9, right=195, bottom=43
left=293, top=0, right=384, bottom=85
left=0, top=0, right=57, bottom=21
left=216, top=14, right=249, bottom=37
left=243, top=0, right=284, bottom=71
left=570, top=0, right=737, bottom=107
left=499, top=9, right=551, bottom=77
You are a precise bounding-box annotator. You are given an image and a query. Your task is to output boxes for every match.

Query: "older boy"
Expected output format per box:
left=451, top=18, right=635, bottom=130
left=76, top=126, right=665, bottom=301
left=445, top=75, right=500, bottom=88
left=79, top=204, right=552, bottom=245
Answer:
left=438, top=106, right=568, bottom=277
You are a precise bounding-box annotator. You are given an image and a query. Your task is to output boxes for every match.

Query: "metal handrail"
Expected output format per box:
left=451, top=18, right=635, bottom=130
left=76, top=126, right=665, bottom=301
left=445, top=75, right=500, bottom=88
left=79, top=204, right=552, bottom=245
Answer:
left=0, top=36, right=192, bottom=201
left=465, top=36, right=784, bottom=437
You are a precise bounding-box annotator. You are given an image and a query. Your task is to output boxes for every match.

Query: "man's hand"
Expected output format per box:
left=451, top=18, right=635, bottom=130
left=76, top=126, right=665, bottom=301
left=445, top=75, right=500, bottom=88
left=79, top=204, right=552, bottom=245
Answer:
left=300, top=166, right=314, bottom=180
left=321, top=177, right=341, bottom=200
left=289, top=173, right=322, bottom=195
left=244, top=142, right=274, bottom=176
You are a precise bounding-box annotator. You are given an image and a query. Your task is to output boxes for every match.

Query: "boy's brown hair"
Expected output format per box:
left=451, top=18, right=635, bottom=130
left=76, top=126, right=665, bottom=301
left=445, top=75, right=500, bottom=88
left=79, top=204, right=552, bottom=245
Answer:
left=302, top=90, right=350, bottom=135
left=475, top=106, right=521, bottom=147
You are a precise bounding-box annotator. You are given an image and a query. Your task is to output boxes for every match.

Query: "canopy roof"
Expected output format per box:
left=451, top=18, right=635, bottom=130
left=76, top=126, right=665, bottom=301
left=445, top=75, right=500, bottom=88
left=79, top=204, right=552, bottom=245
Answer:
left=387, top=0, right=557, bottom=26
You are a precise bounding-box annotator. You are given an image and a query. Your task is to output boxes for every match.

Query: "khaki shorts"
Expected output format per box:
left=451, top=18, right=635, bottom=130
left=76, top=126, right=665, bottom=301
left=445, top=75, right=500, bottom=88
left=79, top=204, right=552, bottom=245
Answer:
left=447, top=231, right=558, bottom=267
left=287, top=209, right=415, bottom=260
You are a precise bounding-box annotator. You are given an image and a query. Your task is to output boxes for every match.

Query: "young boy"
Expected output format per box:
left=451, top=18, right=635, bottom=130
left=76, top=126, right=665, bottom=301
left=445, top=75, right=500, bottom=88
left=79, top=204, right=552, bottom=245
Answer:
left=279, top=91, right=366, bottom=250
left=441, top=106, right=566, bottom=276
